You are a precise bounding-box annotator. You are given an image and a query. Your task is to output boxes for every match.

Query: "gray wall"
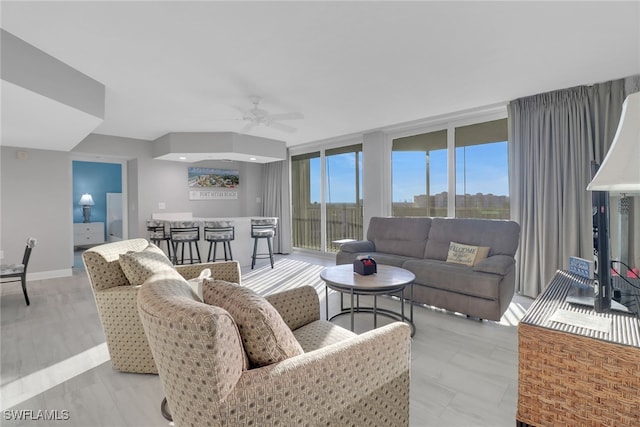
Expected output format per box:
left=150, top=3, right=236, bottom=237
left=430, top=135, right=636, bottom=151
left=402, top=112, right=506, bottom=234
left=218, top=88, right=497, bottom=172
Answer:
left=0, top=146, right=72, bottom=278
left=132, top=157, right=263, bottom=236
left=0, top=134, right=266, bottom=277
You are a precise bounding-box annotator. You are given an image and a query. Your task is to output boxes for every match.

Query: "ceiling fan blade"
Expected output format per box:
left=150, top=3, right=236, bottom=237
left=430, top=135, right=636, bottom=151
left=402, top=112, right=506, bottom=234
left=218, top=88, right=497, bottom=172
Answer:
left=268, top=112, right=304, bottom=121
left=268, top=121, right=297, bottom=133
left=241, top=121, right=256, bottom=133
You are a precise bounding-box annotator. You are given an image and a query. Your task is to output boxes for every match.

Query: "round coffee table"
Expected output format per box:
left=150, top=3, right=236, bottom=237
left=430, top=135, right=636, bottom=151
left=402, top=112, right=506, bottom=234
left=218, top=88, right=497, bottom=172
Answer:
left=320, top=264, right=415, bottom=336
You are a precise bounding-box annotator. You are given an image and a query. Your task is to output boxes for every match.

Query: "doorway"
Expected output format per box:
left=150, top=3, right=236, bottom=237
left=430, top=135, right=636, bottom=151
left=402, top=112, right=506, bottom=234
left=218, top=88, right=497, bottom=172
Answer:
left=71, top=158, right=128, bottom=267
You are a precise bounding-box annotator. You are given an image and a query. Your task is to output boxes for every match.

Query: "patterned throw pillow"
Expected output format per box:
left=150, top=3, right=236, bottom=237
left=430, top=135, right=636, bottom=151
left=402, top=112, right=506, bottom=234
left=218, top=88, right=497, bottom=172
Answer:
left=203, top=279, right=304, bottom=368
left=446, top=242, right=491, bottom=267
left=119, top=243, right=175, bottom=286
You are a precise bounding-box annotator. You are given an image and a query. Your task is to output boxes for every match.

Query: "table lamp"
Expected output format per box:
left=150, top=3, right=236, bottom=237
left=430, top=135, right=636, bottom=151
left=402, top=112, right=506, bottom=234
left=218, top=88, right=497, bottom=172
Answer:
left=79, top=193, right=95, bottom=223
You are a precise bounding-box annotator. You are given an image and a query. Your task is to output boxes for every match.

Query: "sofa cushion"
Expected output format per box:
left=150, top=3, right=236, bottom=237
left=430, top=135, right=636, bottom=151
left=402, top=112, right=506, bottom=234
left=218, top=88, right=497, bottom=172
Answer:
left=367, top=217, right=431, bottom=258
left=473, top=255, right=515, bottom=275
left=203, top=279, right=304, bottom=368
left=119, top=243, right=175, bottom=286
left=425, top=218, right=520, bottom=260
left=403, top=259, right=505, bottom=300
left=446, top=242, right=490, bottom=266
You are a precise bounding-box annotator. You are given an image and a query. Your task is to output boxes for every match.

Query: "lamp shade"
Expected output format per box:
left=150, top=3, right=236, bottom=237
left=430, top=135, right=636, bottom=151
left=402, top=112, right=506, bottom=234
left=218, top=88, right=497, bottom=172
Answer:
left=587, top=91, right=640, bottom=193
left=78, top=193, right=95, bottom=206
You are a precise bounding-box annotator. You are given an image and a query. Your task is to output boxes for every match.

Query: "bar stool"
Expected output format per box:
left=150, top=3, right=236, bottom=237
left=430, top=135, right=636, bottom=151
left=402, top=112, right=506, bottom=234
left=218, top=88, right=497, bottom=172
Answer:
left=169, top=221, right=201, bottom=265
left=250, top=218, right=277, bottom=269
left=146, top=220, right=172, bottom=260
left=204, top=220, right=235, bottom=262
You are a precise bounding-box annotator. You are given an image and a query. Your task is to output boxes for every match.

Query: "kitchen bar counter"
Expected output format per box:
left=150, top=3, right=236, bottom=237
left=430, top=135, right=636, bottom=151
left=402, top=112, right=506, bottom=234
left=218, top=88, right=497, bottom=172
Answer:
left=151, top=214, right=277, bottom=267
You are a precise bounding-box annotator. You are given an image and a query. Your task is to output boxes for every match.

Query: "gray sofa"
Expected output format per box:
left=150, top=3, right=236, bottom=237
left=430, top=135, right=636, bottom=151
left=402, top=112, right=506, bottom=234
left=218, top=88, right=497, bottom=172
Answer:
left=336, top=217, right=520, bottom=321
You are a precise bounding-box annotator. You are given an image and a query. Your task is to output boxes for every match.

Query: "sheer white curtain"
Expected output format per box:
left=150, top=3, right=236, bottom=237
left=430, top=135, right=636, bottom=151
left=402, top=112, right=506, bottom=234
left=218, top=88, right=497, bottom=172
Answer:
left=508, top=78, right=632, bottom=297
left=261, top=160, right=292, bottom=254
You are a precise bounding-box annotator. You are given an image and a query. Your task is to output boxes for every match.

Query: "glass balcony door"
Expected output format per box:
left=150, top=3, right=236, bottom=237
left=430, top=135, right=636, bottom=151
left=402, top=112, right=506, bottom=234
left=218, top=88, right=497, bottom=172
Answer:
left=291, top=144, right=363, bottom=253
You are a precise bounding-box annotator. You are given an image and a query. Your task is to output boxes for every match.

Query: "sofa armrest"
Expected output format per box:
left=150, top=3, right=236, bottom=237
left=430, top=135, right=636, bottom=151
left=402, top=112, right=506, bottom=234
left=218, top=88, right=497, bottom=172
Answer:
left=227, top=322, right=411, bottom=424
left=176, top=261, right=241, bottom=283
left=339, top=240, right=375, bottom=253
left=473, top=255, right=515, bottom=275
left=265, top=285, right=320, bottom=330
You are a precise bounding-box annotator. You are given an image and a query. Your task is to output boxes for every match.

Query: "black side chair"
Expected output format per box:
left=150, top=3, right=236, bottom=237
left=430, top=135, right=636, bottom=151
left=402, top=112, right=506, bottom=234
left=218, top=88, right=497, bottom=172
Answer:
left=169, top=221, right=201, bottom=265
left=204, top=221, right=235, bottom=262
left=250, top=218, right=277, bottom=269
left=146, top=220, right=172, bottom=260
left=1, top=237, right=37, bottom=306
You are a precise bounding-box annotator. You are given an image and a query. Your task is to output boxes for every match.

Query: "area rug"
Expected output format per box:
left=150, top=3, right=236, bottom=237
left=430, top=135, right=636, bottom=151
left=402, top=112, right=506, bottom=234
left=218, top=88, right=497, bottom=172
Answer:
left=241, top=258, right=328, bottom=296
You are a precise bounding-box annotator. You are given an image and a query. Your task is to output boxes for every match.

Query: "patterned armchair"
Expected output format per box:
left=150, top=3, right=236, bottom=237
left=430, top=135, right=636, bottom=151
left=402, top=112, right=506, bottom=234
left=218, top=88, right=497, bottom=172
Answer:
left=137, top=271, right=411, bottom=426
left=82, top=238, right=240, bottom=374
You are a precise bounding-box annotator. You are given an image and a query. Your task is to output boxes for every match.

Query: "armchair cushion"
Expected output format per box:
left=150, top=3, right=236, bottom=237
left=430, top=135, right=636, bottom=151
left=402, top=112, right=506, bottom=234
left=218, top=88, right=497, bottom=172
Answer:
left=264, top=285, right=320, bottom=330
left=118, top=243, right=175, bottom=286
left=203, top=280, right=304, bottom=368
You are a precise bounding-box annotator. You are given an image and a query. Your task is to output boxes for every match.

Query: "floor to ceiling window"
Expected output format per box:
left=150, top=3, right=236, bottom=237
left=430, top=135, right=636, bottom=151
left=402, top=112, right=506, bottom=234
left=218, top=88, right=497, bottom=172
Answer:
left=291, top=144, right=363, bottom=253
left=392, top=118, right=509, bottom=219
left=454, top=119, right=509, bottom=219
left=291, top=152, right=321, bottom=250
left=392, top=130, right=448, bottom=217
left=325, top=144, right=363, bottom=252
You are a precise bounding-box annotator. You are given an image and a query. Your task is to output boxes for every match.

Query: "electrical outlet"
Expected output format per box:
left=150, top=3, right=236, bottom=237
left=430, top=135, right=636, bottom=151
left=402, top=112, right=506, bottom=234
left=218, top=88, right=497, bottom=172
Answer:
left=256, top=197, right=261, bottom=204
left=158, top=202, right=166, bottom=210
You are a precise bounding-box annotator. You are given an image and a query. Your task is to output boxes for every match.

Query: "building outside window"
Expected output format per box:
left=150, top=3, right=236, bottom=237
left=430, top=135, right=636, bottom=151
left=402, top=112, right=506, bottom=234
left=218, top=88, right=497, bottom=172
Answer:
left=392, top=118, right=509, bottom=219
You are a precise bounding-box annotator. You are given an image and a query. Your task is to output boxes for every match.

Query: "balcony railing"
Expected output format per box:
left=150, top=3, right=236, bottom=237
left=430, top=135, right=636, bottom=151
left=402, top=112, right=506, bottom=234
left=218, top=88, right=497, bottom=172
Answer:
left=292, top=204, right=363, bottom=253
left=293, top=203, right=509, bottom=253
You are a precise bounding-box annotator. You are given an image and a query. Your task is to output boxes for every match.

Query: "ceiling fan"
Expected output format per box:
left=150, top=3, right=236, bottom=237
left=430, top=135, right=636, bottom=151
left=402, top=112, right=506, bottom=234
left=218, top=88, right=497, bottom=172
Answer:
left=240, top=96, right=304, bottom=133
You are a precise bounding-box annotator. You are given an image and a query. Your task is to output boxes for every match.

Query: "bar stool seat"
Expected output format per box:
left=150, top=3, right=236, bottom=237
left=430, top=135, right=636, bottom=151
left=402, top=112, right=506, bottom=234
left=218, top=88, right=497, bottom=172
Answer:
left=146, top=220, right=172, bottom=260
left=250, top=218, right=277, bottom=269
left=204, top=220, right=234, bottom=262
left=170, top=221, right=201, bottom=265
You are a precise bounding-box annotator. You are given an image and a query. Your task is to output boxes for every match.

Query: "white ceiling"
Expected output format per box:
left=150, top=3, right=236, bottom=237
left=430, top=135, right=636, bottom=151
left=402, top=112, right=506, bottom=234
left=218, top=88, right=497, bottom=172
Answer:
left=1, top=1, right=639, bottom=149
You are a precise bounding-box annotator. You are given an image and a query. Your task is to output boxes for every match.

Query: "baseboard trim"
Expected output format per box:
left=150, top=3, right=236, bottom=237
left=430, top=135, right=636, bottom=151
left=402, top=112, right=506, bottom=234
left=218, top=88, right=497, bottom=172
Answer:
left=28, top=269, right=73, bottom=281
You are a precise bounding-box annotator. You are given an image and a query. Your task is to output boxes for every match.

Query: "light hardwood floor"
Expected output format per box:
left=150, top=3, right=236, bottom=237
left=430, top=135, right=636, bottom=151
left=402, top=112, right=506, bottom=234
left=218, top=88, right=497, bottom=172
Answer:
left=1, top=251, right=532, bottom=426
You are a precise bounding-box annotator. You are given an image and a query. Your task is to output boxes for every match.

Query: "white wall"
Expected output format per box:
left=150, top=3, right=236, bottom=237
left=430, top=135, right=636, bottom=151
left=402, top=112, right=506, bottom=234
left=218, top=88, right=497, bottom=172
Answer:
left=0, top=146, right=72, bottom=279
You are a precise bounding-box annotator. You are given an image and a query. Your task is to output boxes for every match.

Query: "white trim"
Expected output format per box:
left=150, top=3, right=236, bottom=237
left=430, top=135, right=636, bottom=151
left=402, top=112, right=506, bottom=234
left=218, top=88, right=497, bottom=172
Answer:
left=384, top=105, right=507, bottom=142
left=290, top=102, right=507, bottom=155
left=447, top=124, right=456, bottom=217
left=289, top=135, right=363, bottom=156
left=27, top=269, right=72, bottom=281
left=320, top=152, right=327, bottom=252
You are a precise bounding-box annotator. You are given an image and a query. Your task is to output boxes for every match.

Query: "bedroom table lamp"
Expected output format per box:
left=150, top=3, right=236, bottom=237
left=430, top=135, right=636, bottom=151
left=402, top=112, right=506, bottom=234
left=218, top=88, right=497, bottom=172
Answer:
left=79, top=193, right=95, bottom=223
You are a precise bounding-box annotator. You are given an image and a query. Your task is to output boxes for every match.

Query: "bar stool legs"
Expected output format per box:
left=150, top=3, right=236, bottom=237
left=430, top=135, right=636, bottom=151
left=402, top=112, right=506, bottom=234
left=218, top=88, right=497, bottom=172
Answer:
left=172, top=240, right=201, bottom=265
left=169, top=223, right=201, bottom=265
left=250, top=235, right=274, bottom=269
left=204, top=222, right=235, bottom=263
left=207, top=240, right=233, bottom=262
left=250, top=218, right=277, bottom=269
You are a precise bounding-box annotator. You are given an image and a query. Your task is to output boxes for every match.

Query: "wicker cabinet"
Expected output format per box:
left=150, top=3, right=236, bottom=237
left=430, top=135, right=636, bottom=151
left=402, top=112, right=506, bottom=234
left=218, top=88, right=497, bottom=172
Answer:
left=517, top=271, right=640, bottom=426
